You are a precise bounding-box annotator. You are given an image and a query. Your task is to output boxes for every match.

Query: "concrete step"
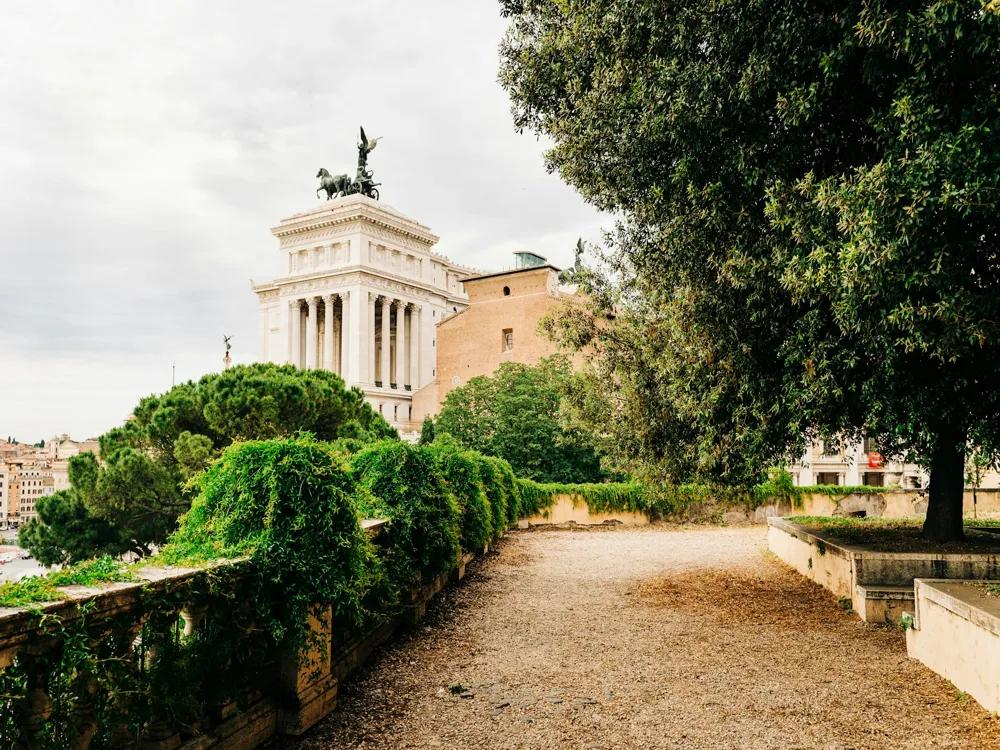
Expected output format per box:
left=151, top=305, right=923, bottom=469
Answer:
left=855, top=584, right=915, bottom=624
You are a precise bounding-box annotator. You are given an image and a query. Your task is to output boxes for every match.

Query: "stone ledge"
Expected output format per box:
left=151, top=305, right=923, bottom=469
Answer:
left=911, top=579, right=1000, bottom=637
left=906, top=578, right=1000, bottom=714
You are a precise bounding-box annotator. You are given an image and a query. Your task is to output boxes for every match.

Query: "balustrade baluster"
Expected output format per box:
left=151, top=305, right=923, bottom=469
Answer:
left=15, top=646, right=55, bottom=750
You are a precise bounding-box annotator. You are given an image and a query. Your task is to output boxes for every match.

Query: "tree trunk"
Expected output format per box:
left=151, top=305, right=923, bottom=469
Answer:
left=922, top=427, right=966, bottom=542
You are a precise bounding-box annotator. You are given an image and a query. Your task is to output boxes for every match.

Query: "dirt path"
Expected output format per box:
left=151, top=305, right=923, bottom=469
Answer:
left=271, top=526, right=1000, bottom=749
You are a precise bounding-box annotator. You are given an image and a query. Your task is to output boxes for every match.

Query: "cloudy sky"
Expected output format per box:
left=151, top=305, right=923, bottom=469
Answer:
left=0, top=1, right=605, bottom=443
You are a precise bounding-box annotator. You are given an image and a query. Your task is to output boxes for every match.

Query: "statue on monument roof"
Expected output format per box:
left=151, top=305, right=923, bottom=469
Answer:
left=559, top=238, right=585, bottom=284
left=316, top=125, right=382, bottom=202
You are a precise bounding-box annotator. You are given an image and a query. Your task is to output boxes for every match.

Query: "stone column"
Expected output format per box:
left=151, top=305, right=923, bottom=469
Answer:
left=341, top=291, right=351, bottom=380
left=368, top=293, right=377, bottom=384
left=323, top=295, right=335, bottom=372
left=306, top=297, right=319, bottom=369
left=409, top=305, right=421, bottom=390
left=380, top=297, right=391, bottom=387
left=394, top=301, right=405, bottom=388
left=290, top=299, right=302, bottom=368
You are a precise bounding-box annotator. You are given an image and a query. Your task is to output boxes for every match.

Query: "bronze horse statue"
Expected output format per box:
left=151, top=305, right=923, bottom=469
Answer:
left=316, top=168, right=353, bottom=200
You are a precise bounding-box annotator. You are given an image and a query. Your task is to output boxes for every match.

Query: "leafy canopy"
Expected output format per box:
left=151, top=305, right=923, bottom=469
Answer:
left=435, top=356, right=605, bottom=483
left=500, top=0, right=1000, bottom=540
left=21, top=364, right=396, bottom=561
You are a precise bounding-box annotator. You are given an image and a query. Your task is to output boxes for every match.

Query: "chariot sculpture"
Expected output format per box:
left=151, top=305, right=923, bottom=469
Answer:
left=317, top=126, right=382, bottom=201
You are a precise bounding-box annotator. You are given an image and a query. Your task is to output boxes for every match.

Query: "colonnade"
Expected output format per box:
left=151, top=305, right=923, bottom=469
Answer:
left=287, top=292, right=421, bottom=389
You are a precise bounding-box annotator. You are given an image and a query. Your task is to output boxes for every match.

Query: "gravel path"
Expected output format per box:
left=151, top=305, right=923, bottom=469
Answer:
left=271, top=526, right=1000, bottom=749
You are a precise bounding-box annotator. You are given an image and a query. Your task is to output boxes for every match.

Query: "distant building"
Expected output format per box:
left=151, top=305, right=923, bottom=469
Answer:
left=252, top=195, right=473, bottom=439
left=791, top=438, right=928, bottom=488
left=0, top=435, right=95, bottom=527
left=412, top=253, right=579, bottom=420
left=45, top=434, right=100, bottom=460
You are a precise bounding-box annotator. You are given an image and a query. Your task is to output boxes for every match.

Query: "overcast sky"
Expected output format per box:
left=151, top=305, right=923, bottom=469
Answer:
left=0, top=1, right=605, bottom=443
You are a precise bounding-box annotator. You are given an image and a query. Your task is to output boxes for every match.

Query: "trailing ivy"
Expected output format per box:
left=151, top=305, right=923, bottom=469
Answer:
left=351, top=441, right=462, bottom=596
left=472, top=454, right=508, bottom=542
left=426, top=441, right=494, bottom=553
left=164, top=435, right=373, bottom=649
left=486, top=456, right=523, bottom=526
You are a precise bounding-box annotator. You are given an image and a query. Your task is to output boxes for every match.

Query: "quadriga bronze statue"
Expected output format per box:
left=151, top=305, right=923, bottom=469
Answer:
left=316, top=126, right=382, bottom=201
left=316, top=169, right=353, bottom=200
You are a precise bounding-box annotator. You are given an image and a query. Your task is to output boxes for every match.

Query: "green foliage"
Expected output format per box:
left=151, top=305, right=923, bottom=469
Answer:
left=517, top=479, right=647, bottom=516
left=351, top=441, right=461, bottom=595
left=165, top=436, right=372, bottom=643
left=500, top=0, right=1000, bottom=542
left=22, top=363, right=397, bottom=564
left=436, top=357, right=605, bottom=483
left=0, top=557, right=134, bottom=609
left=173, top=430, right=214, bottom=480
left=418, top=415, right=436, bottom=446
left=473, top=454, right=508, bottom=542
left=426, top=440, right=493, bottom=553
left=486, top=455, right=523, bottom=525
left=18, top=490, right=126, bottom=566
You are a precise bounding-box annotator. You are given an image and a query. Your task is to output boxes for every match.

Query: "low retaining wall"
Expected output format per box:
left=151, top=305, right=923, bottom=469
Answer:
left=906, top=579, right=1000, bottom=714
left=733, top=488, right=1000, bottom=523
left=768, top=518, right=1000, bottom=623
left=0, top=520, right=483, bottom=750
left=522, top=493, right=648, bottom=527
left=766, top=518, right=854, bottom=599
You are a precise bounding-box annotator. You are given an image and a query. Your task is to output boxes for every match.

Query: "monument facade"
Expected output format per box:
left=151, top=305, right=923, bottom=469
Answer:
left=251, top=194, right=473, bottom=437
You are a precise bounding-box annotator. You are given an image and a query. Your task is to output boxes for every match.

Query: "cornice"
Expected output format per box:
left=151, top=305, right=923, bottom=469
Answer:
left=272, top=197, right=439, bottom=247
left=253, top=264, right=470, bottom=307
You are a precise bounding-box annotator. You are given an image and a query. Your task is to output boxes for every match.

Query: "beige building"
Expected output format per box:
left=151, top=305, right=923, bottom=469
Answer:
left=792, top=438, right=927, bottom=488
left=252, top=195, right=473, bottom=438
left=44, top=434, right=99, bottom=461
left=412, top=254, right=575, bottom=420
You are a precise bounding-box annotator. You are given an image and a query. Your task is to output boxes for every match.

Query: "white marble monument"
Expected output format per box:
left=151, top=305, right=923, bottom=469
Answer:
left=252, top=195, right=473, bottom=437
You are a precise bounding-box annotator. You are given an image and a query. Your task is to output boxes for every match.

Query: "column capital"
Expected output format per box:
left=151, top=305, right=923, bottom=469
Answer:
left=289, top=298, right=302, bottom=309
left=323, top=293, right=335, bottom=305
left=307, top=296, right=319, bottom=309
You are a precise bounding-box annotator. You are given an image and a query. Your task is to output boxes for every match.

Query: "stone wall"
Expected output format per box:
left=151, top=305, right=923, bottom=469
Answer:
left=520, top=494, right=649, bottom=527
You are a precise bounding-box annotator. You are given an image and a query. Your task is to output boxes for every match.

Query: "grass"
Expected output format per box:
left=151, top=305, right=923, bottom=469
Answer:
left=785, top=516, right=1000, bottom=553
left=0, top=557, right=137, bottom=609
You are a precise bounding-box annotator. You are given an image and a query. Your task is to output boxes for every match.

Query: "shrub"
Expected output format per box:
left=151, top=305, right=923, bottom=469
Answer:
left=351, top=441, right=461, bottom=594
left=473, top=454, right=508, bottom=541
left=164, top=436, right=371, bottom=647
left=427, top=442, right=493, bottom=553
left=488, top=456, right=523, bottom=525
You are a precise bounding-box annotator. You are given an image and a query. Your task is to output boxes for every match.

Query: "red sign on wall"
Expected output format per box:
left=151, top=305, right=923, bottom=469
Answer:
left=868, top=452, right=885, bottom=469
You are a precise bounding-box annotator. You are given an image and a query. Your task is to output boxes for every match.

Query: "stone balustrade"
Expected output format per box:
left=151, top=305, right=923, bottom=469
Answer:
left=0, top=518, right=481, bottom=750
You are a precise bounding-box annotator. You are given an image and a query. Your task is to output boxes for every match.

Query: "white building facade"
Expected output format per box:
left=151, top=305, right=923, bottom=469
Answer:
left=252, top=195, right=473, bottom=438
left=791, top=437, right=929, bottom=488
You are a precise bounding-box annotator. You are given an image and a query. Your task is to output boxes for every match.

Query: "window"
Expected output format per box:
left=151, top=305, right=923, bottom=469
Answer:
left=503, top=286, right=511, bottom=296
left=863, top=437, right=878, bottom=454
left=503, top=329, right=514, bottom=351
left=863, top=472, right=884, bottom=487
left=816, top=472, right=840, bottom=486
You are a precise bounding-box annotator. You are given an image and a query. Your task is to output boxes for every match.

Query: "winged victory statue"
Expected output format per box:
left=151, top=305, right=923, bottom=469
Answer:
left=316, top=126, right=382, bottom=201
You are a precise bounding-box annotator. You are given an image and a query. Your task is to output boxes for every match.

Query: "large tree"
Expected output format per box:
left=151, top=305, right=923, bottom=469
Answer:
left=436, top=356, right=605, bottom=483
left=500, top=1, right=1000, bottom=540
left=20, top=363, right=397, bottom=560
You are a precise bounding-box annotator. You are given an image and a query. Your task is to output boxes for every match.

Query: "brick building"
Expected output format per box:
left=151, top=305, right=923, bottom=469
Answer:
left=411, top=253, right=577, bottom=420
